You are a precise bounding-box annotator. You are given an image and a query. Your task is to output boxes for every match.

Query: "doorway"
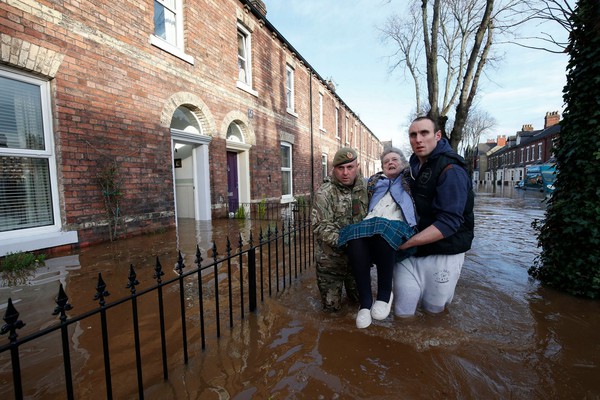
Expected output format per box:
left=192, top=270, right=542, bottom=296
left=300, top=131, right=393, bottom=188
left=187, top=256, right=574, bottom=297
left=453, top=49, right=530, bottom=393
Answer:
left=227, top=151, right=239, bottom=213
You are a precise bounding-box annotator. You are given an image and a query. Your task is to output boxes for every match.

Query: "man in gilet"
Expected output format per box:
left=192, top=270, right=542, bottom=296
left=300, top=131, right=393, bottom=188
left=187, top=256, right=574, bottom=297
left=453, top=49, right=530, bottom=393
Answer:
left=394, top=116, right=474, bottom=316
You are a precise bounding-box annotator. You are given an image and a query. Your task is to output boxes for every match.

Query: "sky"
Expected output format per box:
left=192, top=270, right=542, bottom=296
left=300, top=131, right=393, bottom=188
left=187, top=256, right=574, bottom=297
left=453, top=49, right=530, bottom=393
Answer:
left=264, top=0, right=569, bottom=149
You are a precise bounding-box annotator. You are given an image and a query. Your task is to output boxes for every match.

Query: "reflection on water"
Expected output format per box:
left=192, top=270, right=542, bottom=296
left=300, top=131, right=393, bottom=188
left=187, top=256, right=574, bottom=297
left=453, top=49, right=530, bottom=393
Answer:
left=1, top=185, right=599, bottom=399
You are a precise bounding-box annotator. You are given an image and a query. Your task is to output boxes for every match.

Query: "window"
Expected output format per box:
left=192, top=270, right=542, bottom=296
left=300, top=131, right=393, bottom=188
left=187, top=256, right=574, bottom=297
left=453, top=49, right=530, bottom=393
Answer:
left=237, top=24, right=253, bottom=89
left=520, top=148, right=524, bottom=163
left=538, top=143, right=542, bottom=160
left=171, top=106, right=202, bottom=134
left=154, top=0, right=178, bottom=46
left=319, top=93, right=324, bottom=130
left=151, top=0, right=193, bottom=63
left=335, top=107, right=340, bottom=139
left=280, top=143, right=293, bottom=199
left=345, top=115, right=349, bottom=145
left=321, top=153, right=328, bottom=181
left=227, top=122, right=244, bottom=142
left=286, top=64, right=295, bottom=112
left=0, top=70, right=60, bottom=238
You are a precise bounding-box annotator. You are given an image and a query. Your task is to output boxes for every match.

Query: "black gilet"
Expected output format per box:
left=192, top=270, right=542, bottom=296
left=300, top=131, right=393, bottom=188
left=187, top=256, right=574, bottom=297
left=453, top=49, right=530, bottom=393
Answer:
left=412, top=152, right=475, bottom=257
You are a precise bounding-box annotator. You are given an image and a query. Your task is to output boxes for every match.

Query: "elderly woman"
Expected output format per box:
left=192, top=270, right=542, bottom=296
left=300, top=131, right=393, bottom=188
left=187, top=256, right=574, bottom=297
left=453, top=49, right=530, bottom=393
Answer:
left=338, top=147, right=417, bottom=328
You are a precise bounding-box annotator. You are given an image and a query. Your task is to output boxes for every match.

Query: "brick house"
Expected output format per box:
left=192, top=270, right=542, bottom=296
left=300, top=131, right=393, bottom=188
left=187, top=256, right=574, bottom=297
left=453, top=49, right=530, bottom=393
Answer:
left=0, top=0, right=383, bottom=256
left=484, top=111, right=560, bottom=185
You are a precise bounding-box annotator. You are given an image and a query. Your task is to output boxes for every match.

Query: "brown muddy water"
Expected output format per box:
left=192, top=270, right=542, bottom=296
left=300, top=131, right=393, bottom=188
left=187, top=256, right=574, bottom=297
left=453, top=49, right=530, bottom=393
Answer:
left=1, top=184, right=599, bottom=399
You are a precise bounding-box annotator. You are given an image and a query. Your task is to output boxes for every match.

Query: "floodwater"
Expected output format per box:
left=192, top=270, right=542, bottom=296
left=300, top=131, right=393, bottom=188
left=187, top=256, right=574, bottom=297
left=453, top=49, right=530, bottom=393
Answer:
left=1, top=184, right=599, bottom=399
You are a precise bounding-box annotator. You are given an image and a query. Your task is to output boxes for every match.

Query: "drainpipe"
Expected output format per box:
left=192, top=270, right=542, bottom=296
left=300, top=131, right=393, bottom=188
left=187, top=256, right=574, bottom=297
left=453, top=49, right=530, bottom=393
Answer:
left=309, top=73, right=314, bottom=201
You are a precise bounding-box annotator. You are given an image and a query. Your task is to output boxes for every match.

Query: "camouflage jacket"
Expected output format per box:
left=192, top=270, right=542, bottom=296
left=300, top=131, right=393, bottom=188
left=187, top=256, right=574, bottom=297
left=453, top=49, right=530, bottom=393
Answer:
left=311, top=173, right=369, bottom=251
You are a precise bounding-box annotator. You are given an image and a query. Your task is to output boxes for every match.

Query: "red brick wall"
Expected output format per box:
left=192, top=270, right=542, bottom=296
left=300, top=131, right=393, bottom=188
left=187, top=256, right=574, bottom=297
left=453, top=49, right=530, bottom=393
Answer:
left=0, top=0, right=382, bottom=249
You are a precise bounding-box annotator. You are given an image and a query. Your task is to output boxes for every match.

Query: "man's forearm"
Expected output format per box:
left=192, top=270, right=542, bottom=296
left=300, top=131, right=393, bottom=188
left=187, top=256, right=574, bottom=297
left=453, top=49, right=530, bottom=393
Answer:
left=399, top=225, right=444, bottom=250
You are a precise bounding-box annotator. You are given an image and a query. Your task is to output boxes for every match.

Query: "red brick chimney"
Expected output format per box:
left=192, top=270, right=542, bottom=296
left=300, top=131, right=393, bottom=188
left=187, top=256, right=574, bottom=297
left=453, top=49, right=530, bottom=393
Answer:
left=544, top=111, right=560, bottom=128
left=496, top=135, right=506, bottom=146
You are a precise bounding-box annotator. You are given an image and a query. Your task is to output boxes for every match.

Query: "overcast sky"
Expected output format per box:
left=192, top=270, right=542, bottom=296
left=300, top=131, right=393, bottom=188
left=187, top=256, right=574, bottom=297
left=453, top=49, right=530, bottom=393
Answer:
left=264, top=0, right=569, bottom=149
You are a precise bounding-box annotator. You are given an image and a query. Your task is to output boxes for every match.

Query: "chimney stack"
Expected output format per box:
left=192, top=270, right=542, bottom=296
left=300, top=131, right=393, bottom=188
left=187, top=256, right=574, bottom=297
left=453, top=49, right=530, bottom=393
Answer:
left=521, top=124, right=534, bottom=132
left=544, top=111, right=560, bottom=128
left=496, top=135, right=506, bottom=146
left=249, top=0, right=267, bottom=15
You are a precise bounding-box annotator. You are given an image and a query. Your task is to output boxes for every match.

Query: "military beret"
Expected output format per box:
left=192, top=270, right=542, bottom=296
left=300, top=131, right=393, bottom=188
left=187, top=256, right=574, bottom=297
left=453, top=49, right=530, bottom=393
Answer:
left=332, top=147, right=357, bottom=167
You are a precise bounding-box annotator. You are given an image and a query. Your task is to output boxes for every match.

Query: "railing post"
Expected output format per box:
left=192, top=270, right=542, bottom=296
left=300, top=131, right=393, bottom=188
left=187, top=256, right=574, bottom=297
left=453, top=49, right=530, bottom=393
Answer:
left=248, top=247, right=257, bottom=312
left=126, top=264, right=144, bottom=400
left=226, top=237, right=233, bottom=328
left=1, top=298, right=25, bottom=400
left=52, top=284, right=74, bottom=400
left=194, top=246, right=207, bottom=350
left=94, top=273, right=113, bottom=400
left=153, top=257, right=169, bottom=380
left=212, top=241, right=221, bottom=338
left=175, top=251, right=188, bottom=364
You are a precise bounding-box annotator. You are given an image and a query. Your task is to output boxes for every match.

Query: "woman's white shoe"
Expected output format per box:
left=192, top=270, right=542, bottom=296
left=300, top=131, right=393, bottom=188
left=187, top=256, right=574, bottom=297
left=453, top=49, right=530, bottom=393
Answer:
left=356, top=308, right=372, bottom=328
left=371, top=293, right=393, bottom=320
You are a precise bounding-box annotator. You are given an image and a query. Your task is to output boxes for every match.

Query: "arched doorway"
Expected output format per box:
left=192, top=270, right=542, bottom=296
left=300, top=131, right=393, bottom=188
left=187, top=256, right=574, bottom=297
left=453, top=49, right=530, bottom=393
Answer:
left=170, top=105, right=212, bottom=221
left=226, top=121, right=251, bottom=216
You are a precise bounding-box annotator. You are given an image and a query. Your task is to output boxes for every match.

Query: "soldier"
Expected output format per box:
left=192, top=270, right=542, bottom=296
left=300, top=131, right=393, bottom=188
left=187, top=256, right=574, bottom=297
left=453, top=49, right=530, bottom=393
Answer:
left=311, top=147, right=368, bottom=312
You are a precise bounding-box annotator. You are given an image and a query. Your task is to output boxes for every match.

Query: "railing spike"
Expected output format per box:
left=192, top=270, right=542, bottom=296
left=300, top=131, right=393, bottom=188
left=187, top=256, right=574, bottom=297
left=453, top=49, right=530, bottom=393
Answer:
left=154, top=256, right=164, bottom=283
left=94, top=273, right=110, bottom=306
left=52, top=284, right=73, bottom=322
left=195, top=245, right=203, bottom=267
left=175, top=251, right=185, bottom=275
left=127, top=264, right=140, bottom=294
left=1, top=298, right=26, bottom=342
left=212, top=240, right=218, bottom=261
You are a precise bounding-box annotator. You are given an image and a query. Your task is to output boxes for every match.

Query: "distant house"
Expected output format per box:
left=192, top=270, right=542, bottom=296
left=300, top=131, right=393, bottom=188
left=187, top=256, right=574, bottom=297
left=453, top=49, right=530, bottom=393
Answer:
left=0, top=0, right=383, bottom=256
left=472, top=136, right=505, bottom=183
left=483, top=111, right=560, bottom=185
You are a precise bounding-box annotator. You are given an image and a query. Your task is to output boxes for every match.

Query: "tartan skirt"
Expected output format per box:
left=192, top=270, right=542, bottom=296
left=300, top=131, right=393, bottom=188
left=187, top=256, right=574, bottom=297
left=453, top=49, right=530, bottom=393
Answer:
left=338, top=217, right=416, bottom=260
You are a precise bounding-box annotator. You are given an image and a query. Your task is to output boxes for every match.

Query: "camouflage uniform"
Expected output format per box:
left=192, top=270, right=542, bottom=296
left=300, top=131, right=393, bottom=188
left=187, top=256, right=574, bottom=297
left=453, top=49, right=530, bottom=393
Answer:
left=312, top=174, right=369, bottom=311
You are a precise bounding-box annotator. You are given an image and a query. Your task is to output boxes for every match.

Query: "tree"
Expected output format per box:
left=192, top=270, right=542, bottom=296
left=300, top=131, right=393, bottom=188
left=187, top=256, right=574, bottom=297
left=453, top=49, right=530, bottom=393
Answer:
left=381, top=0, right=532, bottom=150
left=529, top=0, right=600, bottom=298
left=458, top=109, right=496, bottom=156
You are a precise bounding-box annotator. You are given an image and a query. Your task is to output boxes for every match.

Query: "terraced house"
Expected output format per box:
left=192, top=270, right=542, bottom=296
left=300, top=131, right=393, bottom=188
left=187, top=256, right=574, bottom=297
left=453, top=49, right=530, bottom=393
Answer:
left=0, top=0, right=382, bottom=256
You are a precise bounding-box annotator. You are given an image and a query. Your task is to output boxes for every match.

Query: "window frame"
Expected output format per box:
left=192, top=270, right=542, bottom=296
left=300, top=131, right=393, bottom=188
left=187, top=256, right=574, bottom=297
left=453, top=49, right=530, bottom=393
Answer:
left=280, top=142, right=293, bottom=201
left=150, top=0, right=194, bottom=64
left=318, top=93, right=324, bottom=131
left=0, top=68, right=63, bottom=242
left=345, top=115, right=349, bottom=145
left=236, top=23, right=258, bottom=96
left=285, top=64, right=295, bottom=113
left=335, top=106, right=340, bottom=139
left=321, top=153, right=328, bottom=181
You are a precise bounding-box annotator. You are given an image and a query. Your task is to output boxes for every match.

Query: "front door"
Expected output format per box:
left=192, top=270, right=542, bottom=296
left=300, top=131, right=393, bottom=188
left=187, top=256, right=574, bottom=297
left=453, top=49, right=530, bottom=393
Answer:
left=227, top=151, right=239, bottom=213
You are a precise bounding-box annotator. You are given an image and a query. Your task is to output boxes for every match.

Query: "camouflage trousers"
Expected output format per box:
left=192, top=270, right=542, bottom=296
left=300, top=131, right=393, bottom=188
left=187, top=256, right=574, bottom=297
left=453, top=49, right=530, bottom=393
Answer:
left=315, top=248, right=359, bottom=312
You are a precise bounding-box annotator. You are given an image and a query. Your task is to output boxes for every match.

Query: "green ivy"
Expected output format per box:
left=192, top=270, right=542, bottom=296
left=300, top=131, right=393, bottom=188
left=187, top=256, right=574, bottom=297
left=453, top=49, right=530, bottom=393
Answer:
left=529, top=0, right=600, bottom=298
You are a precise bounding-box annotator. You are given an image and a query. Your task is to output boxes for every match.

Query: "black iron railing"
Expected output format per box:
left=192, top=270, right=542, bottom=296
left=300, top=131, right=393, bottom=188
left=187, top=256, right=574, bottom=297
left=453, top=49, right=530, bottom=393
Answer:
left=1, top=214, right=314, bottom=400
left=226, top=201, right=311, bottom=221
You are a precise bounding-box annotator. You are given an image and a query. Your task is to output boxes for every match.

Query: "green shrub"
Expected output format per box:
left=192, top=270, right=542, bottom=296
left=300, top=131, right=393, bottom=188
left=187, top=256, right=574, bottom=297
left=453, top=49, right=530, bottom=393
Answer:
left=0, top=251, right=46, bottom=272
left=257, top=198, right=267, bottom=219
left=234, top=206, right=246, bottom=219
